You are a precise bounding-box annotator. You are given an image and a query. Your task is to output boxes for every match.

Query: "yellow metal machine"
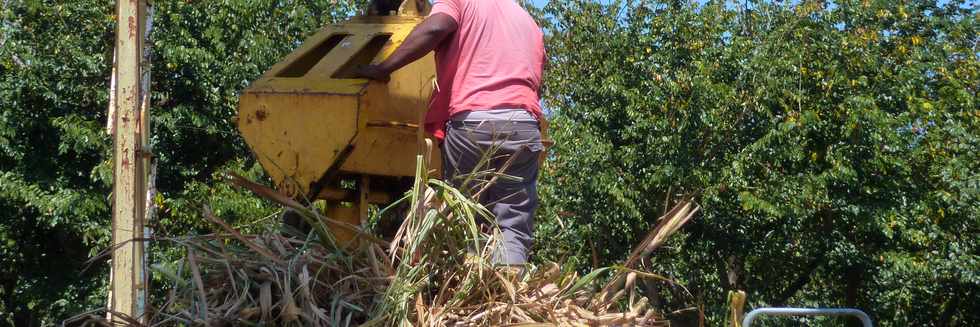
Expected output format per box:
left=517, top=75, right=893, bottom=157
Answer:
left=237, top=1, right=437, bottom=245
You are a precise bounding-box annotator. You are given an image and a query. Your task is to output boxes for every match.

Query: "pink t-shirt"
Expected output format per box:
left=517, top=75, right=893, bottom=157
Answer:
left=425, top=0, right=546, bottom=139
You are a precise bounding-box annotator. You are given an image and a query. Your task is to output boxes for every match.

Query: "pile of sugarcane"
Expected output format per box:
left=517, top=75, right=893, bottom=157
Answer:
left=95, top=156, right=700, bottom=326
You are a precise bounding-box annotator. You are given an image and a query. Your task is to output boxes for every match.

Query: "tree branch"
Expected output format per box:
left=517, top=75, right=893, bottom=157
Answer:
left=773, top=252, right=825, bottom=306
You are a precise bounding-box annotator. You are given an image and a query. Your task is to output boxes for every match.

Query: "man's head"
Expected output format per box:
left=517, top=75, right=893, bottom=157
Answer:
left=369, top=0, right=400, bottom=15
left=368, top=0, right=431, bottom=16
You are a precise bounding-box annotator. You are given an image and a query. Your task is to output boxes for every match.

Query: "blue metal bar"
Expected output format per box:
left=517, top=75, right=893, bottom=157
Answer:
left=743, top=308, right=873, bottom=327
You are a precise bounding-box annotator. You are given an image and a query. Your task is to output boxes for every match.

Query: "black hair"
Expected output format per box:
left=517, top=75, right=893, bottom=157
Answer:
left=372, top=0, right=402, bottom=15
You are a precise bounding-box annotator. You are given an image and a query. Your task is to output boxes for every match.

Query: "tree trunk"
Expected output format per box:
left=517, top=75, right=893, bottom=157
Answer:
left=845, top=264, right=864, bottom=327
left=936, top=287, right=961, bottom=327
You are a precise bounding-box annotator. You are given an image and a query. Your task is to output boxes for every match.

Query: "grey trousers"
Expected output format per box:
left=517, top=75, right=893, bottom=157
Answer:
left=441, top=119, right=544, bottom=265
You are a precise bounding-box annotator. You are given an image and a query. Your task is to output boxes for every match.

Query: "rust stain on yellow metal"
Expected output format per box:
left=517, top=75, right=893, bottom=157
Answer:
left=238, top=3, right=438, bottom=245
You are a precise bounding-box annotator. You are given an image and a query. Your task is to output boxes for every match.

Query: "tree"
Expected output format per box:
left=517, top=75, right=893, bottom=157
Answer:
left=535, top=0, right=978, bottom=325
left=0, top=1, right=363, bottom=325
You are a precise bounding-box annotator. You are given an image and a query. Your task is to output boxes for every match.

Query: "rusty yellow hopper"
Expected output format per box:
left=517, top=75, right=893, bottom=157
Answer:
left=237, top=1, right=437, bottom=245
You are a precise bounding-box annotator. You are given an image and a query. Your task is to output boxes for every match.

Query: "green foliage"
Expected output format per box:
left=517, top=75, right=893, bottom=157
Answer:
left=0, top=0, right=363, bottom=325
left=536, top=0, right=978, bottom=325
left=1, top=2, right=115, bottom=324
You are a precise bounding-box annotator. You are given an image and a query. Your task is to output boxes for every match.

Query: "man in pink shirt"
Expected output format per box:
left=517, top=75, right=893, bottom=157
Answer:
left=356, top=0, right=545, bottom=266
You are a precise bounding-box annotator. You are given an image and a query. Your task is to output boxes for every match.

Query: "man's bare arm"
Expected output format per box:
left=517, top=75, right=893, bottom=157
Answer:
left=354, top=13, right=458, bottom=81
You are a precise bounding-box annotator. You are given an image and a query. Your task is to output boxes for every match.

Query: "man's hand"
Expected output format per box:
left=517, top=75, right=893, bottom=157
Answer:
left=353, top=64, right=391, bottom=82
left=354, top=13, right=457, bottom=81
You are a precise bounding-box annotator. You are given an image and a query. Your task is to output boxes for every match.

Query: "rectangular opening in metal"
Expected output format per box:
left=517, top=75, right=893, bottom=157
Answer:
left=276, top=34, right=349, bottom=77
left=332, top=34, right=393, bottom=79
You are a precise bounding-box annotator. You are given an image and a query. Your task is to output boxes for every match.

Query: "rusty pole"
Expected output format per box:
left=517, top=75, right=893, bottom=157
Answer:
left=109, top=0, right=149, bottom=322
